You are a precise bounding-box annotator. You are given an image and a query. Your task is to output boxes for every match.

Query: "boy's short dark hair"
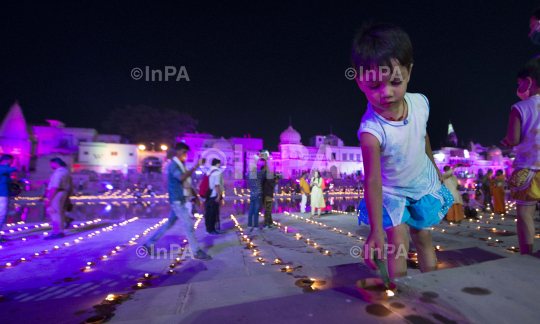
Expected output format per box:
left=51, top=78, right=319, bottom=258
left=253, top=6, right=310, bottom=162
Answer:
left=0, top=154, right=14, bottom=162
left=50, top=157, right=67, bottom=167
left=175, top=142, right=190, bottom=151
left=211, top=159, right=220, bottom=166
left=444, top=165, right=451, bottom=172
left=517, top=58, right=540, bottom=85
left=351, top=23, right=413, bottom=74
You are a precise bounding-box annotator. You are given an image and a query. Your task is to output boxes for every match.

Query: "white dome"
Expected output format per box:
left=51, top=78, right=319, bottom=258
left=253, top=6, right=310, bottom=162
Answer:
left=212, top=137, right=232, bottom=150
left=487, top=145, right=502, bottom=156
left=280, top=125, right=301, bottom=144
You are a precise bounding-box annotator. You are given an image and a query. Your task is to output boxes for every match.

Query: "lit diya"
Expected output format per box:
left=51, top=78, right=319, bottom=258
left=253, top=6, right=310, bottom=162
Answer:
left=132, top=282, right=148, bottom=290
left=356, top=255, right=396, bottom=304
left=507, top=246, right=520, bottom=253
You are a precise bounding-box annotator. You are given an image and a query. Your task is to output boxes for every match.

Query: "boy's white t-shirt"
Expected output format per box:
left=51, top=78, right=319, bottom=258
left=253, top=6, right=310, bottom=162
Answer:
left=358, top=93, right=441, bottom=226
left=512, top=95, right=540, bottom=170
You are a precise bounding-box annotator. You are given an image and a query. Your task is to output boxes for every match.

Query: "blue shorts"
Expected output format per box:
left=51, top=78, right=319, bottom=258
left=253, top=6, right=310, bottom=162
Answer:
left=357, top=185, right=454, bottom=230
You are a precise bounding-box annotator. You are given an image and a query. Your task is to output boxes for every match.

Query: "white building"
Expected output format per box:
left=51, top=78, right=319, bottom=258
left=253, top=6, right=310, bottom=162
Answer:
left=271, top=125, right=364, bottom=179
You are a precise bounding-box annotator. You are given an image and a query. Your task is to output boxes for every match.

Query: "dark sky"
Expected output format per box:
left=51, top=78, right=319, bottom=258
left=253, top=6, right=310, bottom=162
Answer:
left=1, top=1, right=539, bottom=151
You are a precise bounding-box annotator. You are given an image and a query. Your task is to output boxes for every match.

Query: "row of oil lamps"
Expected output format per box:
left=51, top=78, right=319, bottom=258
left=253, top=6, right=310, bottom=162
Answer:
left=3, top=218, right=139, bottom=268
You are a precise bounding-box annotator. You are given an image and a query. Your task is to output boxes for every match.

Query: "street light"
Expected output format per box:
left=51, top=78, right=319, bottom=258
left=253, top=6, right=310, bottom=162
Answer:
left=138, top=145, right=146, bottom=151
left=161, top=145, right=168, bottom=151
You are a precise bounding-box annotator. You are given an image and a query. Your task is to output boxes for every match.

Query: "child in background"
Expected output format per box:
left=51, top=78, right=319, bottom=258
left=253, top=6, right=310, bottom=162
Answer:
left=502, top=58, right=540, bottom=254
left=462, top=193, right=484, bottom=219
left=353, top=23, right=454, bottom=278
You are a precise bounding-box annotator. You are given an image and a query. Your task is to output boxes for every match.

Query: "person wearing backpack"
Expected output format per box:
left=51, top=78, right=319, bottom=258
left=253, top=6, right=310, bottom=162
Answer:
left=143, top=143, right=211, bottom=261
left=204, top=159, right=223, bottom=235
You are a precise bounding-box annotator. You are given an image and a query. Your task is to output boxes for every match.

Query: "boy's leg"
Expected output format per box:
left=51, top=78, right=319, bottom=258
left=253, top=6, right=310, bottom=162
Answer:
left=171, top=202, right=200, bottom=253
left=386, top=223, right=409, bottom=278
left=145, top=209, right=178, bottom=247
left=516, top=204, right=535, bottom=254
left=410, top=227, right=437, bottom=273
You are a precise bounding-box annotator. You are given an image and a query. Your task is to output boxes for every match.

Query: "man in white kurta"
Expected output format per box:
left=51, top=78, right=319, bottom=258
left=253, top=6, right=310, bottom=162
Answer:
left=45, top=158, right=72, bottom=239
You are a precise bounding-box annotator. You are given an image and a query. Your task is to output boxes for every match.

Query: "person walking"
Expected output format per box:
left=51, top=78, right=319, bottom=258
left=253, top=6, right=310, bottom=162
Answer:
left=204, top=159, right=223, bottom=235
left=143, top=143, right=211, bottom=260
left=299, top=172, right=310, bottom=213
left=310, top=170, right=326, bottom=218
left=481, top=169, right=493, bottom=210
left=247, top=160, right=264, bottom=231
left=44, top=158, right=72, bottom=239
left=442, top=165, right=464, bottom=222
left=0, top=155, right=17, bottom=242
left=261, top=161, right=276, bottom=228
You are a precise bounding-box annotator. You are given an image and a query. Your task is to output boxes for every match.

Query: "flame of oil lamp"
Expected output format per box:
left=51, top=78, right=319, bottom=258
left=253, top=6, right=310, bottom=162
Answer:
left=106, top=294, right=115, bottom=301
left=386, top=290, right=395, bottom=297
left=492, top=228, right=496, bottom=231
left=286, top=266, right=290, bottom=269
left=145, top=273, right=149, bottom=277
left=6, top=262, right=11, bottom=266
left=137, top=282, right=143, bottom=287
left=86, top=266, right=90, bottom=270
left=21, top=257, right=25, bottom=261
left=436, top=245, right=440, bottom=250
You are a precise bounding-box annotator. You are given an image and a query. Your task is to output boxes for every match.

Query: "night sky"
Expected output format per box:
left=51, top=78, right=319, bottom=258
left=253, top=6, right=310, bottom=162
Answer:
left=1, top=1, right=539, bottom=151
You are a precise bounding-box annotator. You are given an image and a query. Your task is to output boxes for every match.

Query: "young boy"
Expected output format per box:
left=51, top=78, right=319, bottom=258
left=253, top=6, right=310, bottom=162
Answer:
left=352, top=24, right=454, bottom=278
left=502, top=57, right=540, bottom=254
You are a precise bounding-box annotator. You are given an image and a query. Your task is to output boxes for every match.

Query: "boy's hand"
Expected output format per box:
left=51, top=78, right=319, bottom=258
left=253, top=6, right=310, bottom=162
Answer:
left=364, top=229, right=385, bottom=270
left=500, top=137, right=513, bottom=148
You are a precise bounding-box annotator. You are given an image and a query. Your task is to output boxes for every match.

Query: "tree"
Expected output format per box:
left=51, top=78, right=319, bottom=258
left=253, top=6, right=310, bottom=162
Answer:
left=103, top=105, right=197, bottom=146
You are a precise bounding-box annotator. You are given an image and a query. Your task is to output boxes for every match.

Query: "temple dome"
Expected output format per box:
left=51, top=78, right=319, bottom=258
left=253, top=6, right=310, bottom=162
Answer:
left=487, top=145, right=502, bottom=157
left=280, top=125, right=301, bottom=144
left=212, top=137, right=232, bottom=150
left=0, top=101, right=29, bottom=140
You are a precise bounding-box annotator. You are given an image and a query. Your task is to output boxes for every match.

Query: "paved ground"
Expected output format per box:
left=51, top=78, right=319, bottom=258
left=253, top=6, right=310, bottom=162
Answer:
left=0, top=201, right=539, bottom=324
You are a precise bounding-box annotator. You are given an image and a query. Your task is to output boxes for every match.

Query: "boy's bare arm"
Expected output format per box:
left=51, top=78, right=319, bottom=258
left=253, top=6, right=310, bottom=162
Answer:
left=502, top=108, right=522, bottom=147
left=361, top=132, right=385, bottom=269
left=425, top=134, right=443, bottom=182
left=361, top=133, right=384, bottom=232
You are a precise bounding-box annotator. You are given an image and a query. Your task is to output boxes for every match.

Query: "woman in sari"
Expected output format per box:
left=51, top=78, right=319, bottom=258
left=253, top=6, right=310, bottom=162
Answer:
left=491, top=170, right=506, bottom=214
left=310, top=171, right=326, bottom=218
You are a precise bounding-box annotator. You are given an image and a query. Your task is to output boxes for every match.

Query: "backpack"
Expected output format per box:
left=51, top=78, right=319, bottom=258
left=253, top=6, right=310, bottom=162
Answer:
left=199, top=169, right=218, bottom=199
